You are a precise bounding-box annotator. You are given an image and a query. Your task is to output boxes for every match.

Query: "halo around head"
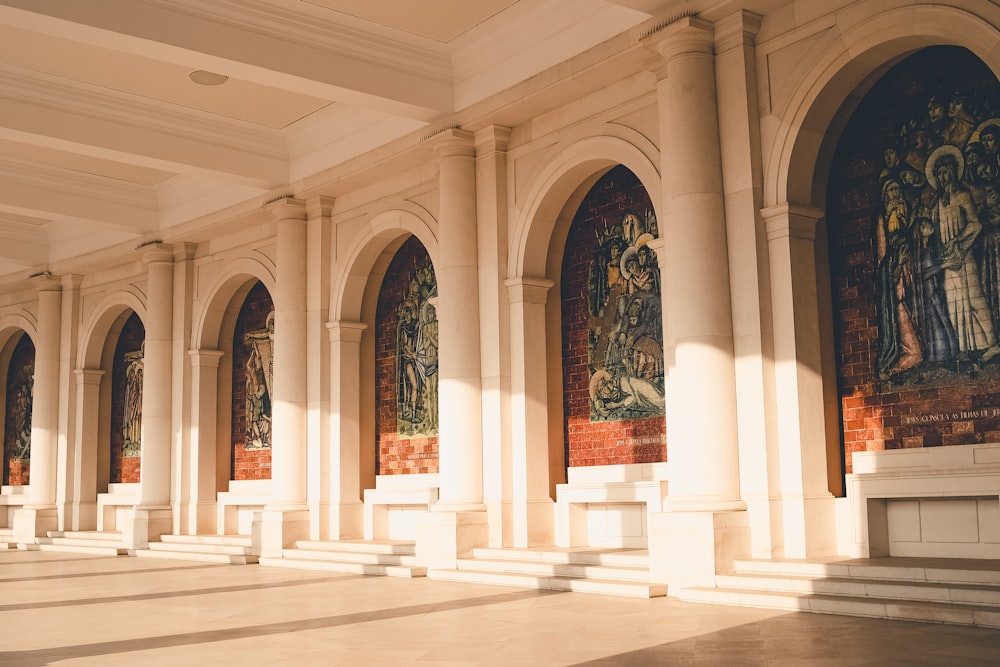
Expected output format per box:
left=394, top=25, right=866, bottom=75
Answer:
left=925, top=144, right=964, bottom=190
left=970, top=118, right=1000, bottom=145
left=620, top=247, right=639, bottom=280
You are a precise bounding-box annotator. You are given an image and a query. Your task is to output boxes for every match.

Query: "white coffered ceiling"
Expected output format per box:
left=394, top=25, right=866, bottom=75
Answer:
left=0, top=0, right=666, bottom=280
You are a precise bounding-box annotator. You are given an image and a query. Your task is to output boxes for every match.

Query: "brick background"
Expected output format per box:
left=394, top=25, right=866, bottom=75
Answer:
left=231, top=281, right=274, bottom=481
left=110, top=313, right=144, bottom=484
left=375, top=236, right=439, bottom=475
left=3, top=332, right=34, bottom=486
left=828, top=46, right=1000, bottom=473
left=561, top=165, right=666, bottom=467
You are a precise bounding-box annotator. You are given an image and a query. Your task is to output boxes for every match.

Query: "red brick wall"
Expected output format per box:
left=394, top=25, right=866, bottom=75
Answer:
left=3, top=333, right=34, bottom=486
left=561, top=165, right=666, bottom=467
left=828, top=46, right=1000, bottom=473
left=231, top=281, right=274, bottom=481
left=375, top=236, right=439, bottom=475
left=110, top=313, right=144, bottom=484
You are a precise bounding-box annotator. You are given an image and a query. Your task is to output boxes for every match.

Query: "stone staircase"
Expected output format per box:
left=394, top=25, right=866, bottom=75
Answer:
left=259, top=539, right=426, bottom=577
left=36, top=531, right=129, bottom=555
left=673, top=557, right=1000, bottom=628
left=135, top=534, right=257, bottom=564
left=0, top=527, right=17, bottom=548
left=429, top=547, right=666, bottom=598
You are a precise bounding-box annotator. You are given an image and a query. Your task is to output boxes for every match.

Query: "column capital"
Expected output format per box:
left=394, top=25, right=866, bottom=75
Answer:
left=474, top=125, right=512, bottom=156
left=642, top=15, right=715, bottom=66
left=60, top=274, right=83, bottom=291
left=762, top=203, right=825, bottom=242
left=139, top=241, right=174, bottom=265
left=714, top=10, right=761, bottom=53
left=173, top=242, right=198, bottom=262
left=505, top=277, right=554, bottom=305
left=188, top=348, right=225, bottom=368
left=30, top=272, right=61, bottom=293
left=429, top=128, right=476, bottom=159
left=264, top=196, right=307, bottom=222
left=306, top=195, right=336, bottom=220
left=327, top=320, right=367, bottom=343
left=74, top=368, right=105, bottom=386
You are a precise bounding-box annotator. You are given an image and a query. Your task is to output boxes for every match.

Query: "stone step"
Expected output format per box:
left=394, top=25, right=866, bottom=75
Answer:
left=457, top=556, right=652, bottom=583
left=470, top=547, right=649, bottom=568
left=284, top=548, right=420, bottom=567
left=715, top=572, right=1000, bottom=607
left=675, top=586, right=1000, bottom=629
left=158, top=534, right=252, bottom=547
left=144, top=541, right=253, bottom=556
left=259, top=556, right=425, bottom=578
left=47, top=530, right=123, bottom=542
left=293, top=539, right=416, bottom=556
left=36, top=542, right=128, bottom=556
left=429, top=567, right=666, bottom=598
left=731, top=558, right=1000, bottom=586
left=0, top=528, right=16, bottom=547
left=133, top=549, right=257, bottom=565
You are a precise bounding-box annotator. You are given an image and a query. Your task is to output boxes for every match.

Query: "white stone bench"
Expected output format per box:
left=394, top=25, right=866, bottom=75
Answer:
left=97, top=483, right=139, bottom=531
left=0, top=485, right=27, bottom=528
left=555, top=463, right=669, bottom=548
left=363, top=473, right=439, bottom=541
left=217, top=479, right=271, bottom=536
left=847, top=444, right=1000, bottom=559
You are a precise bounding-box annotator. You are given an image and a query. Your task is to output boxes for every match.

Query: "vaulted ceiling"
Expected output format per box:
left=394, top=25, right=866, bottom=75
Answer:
left=0, top=0, right=718, bottom=280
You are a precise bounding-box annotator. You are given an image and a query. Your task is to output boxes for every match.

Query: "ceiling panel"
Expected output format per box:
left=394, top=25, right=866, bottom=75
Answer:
left=302, top=0, right=520, bottom=43
left=0, top=138, right=174, bottom=186
left=0, top=23, right=333, bottom=129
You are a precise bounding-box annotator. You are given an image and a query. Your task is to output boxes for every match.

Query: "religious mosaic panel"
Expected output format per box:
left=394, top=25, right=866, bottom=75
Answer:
left=562, top=165, right=666, bottom=467
left=3, top=333, right=34, bottom=486
left=375, top=236, right=439, bottom=475
left=110, top=312, right=144, bottom=483
left=828, top=46, right=1000, bottom=472
left=231, top=281, right=274, bottom=481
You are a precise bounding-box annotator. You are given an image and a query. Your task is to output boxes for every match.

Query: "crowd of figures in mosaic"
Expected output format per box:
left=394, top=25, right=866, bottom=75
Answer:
left=244, top=312, right=274, bottom=450
left=586, top=209, right=664, bottom=421
left=395, top=259, right=439, bottom=437
left=872, top=49, right=1000, bottom=383
left=7, top=359, right=33, bottom=460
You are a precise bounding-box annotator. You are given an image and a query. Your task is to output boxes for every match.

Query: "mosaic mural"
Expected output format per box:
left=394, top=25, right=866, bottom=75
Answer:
left=121, top=343, right=143, bottom=457
left=829, top=46, right=1000, bottom=469
left=562, top=165, right=666, bottom=468
left=110, top=312, right=144, bottom=483
left=243, top=312, right=274, bottom=450
left=375, top=237, right=439, bottom=475
left=4, top=333, right=34, bottom=465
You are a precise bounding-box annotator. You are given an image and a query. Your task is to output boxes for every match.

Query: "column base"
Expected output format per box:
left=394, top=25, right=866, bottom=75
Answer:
left=122, top=506, right=172, bottom=550
left=255, top=507, right=310, bottom=558
left=513, top=498, right=554, bottom=548
left=13, top=506, right=58, bottom=543
left=416, top=509, right=488, bottom=569
left=649, top=509, right=750, bottom=588
left=780, top=495, right=837, bottom=559
left=327, top=501, right=363, bottom=540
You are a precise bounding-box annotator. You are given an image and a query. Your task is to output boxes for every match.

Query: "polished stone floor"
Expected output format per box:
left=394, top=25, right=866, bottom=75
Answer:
left=2, top=550, right=1000, bottom=666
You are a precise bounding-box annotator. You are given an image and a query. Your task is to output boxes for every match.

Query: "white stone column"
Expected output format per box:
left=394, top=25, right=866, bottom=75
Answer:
left=763, top=203, right=837, bottom=558
left=306, top=197, right=333, bottom=540
left=129, top=244, right=174, bottom=548
left=506, top=277, right=555, bottom=547
left=171, top=243, right=197, bottom=535
left=714, top=10, right=782, bottom=559
left=187, top=349, right=224, bottom=534
left=57, top=275, right=82, bottom=530
left=259, top=197, right=310, bottom=557
left=644, top=17, right=749, bottom=587
left=13, top=274, right=62, bottom=542
left=72, top=368, right=104, bottom=530
left=327, top=320, right=366, bottom=539
left=417, top=128, right=488, bottom=568
left=476, top=125, right=514, bottom=548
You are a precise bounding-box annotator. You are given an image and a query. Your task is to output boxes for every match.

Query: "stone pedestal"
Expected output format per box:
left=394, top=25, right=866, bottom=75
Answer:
left=649, top=510, right=750, bottom=587
left=254, top=508, right=310, bottom=558
left=122, top=506, right=172, bottom=550
left=416, top=510, right=489, bottom=570
left=12, top=507, right=58, bottom=544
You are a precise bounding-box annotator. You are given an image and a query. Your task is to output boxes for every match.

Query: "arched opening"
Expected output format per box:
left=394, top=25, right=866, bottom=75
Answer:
left=825, top=45, right=1000, bottom=557
left=2, top=332, right=34, bottom=487
left=560, top=165, right=665, bottom=469
left=230, top=281, right=274, bottom=483
left=109, top=312, right=144, bottom=485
